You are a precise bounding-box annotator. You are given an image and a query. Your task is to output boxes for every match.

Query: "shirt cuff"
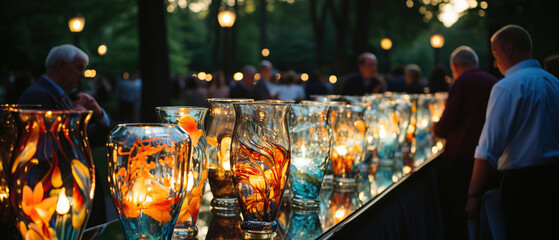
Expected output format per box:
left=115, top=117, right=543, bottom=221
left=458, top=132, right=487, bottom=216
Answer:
left=474, top=145, right=498, bottom=168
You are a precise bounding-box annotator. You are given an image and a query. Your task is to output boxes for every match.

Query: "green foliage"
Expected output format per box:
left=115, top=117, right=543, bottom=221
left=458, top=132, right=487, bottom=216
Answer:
left=2, top=0, right=559, bottom=87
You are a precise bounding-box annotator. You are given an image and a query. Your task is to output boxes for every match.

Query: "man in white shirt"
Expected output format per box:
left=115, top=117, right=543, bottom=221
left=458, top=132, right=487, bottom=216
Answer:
left=466, top=25, right=559, bottom=239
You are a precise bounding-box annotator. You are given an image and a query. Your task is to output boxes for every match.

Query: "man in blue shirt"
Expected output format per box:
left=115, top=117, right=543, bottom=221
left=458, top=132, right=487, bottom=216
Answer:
left=466, top=25, right=559, bottom=239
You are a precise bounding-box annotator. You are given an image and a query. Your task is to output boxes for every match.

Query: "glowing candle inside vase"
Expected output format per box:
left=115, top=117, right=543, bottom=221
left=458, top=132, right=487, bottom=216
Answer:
left=56, top=187, right=70, bottom=215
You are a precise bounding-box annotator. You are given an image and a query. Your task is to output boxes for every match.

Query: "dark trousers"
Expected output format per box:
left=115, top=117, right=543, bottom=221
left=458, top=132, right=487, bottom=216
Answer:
left=500, top=160, right=559, bottom=240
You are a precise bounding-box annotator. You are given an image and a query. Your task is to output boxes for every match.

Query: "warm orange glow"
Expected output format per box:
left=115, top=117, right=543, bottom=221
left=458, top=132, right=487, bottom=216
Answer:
left=97, top=44, right=107, bottom=56
left=68, top=14, right=85, bottom=33
left=430, top=33, right=445, bottom=49
left=233, top=72, right=243, bottom=81
left=300, top=73, right=309, bottom=81
left=197, top=72, right=206, bottom=81
left=329, top=75, right=337, bottom=84
left=380, top=38, right=393, bottom=50
left=261, top=48, right=270, bottom=57
left=218, top=8, right=236, bottom=28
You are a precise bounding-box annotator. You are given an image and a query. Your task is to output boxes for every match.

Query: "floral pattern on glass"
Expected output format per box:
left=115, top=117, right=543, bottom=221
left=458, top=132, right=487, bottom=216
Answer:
left=9, top=110, right=94, bottom=240
left=107, top=124, right=190, bottom=240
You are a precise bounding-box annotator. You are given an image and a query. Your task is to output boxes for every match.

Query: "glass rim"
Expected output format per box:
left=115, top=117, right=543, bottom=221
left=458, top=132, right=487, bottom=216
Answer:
left=155, top=106, right=208, bottom=111
left=116, top=123, right=180, bottom=128
left=14, top=109, right=93, bottom=115
left=232, top=102, right=292, bottom=107
left=0, top=104, right=42, bottom=108
left=207, top=98, right=254, bottom=103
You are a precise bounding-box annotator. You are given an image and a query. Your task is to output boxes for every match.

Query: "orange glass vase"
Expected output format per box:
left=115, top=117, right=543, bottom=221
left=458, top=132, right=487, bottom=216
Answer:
left=8, top=110, right=95, bottom=240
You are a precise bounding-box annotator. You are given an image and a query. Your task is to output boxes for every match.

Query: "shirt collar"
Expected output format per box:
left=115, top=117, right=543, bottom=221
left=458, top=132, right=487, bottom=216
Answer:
left=504, top=59, right=541, bottom=77
left=42, top=75, right=66, bottom=96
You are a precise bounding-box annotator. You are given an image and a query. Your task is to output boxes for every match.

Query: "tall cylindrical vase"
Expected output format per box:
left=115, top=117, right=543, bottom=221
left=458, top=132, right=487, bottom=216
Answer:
left=107, top=124, right=191, bottom=240
left=155, top=106, right=209, bottom=239
left=231, top=102, right=291, bottom=238
left=9, top=110, right=95, bottom=240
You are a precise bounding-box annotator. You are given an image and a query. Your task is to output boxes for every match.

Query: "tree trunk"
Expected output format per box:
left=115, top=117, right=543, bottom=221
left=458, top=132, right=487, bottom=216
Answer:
left=353, top=0, right=372, bottom=62
left=311, top=0, right=330, bottom=69
left=259, top=0, right=267, bottom=61
left=331, top=0, right=350, bottom=74
left=138, top=0, right=170, bottom=122
left=210, top=0, right=221, bottom=71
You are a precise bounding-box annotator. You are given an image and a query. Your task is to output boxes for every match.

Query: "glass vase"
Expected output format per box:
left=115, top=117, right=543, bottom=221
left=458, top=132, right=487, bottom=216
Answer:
left=107, top=124, right=191, bottom=240
left=286, top=210, right=322, bottom=240
left=8, top=110, right=95, bottom=240
left=0, top=104, right=40, bottom=240
left=205, top=209, right=243, bottom=240
left=329, top=104, right=366, bottom=187
left=230, top=102, right=291, bottom=238
left=155, top=106, right=209, bottom=239
left=288, top=103, right=332, bottom=210
left=206, top=98, right=253, bottom=212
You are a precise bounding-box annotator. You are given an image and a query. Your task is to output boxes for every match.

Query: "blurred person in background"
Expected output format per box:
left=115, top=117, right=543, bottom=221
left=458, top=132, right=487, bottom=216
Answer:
left=304, top=69, right=329, bottom=99
left=342, top=52, right=384, bottom=95
left=276, top=70, right=305, bottom=101
left=230, top=65, right=256, bottom=99
left=433, top=46, right=499, bottom=240
left=403, top=64, right=425, bottom=93
left=115, top=73, right=142, bottom=122
left=251, top=60, right=277, bottom=100
left=427, top=64, right=449, bottom=93
left=208, top=70, right=230, bottom=99
left=182, top=75, right=208, bottom=107
left=386, top=64, right=406, bottom=92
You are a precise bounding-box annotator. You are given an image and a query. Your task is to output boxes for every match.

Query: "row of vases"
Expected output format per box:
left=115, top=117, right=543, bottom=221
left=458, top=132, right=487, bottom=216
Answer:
left=0, top=92, right=444, bottom=240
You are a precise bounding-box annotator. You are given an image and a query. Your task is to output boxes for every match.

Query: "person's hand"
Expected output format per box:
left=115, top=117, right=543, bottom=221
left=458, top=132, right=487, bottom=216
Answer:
left=465, top=194, right=482, bottom=220
left=73, top=92, right=103, bottom=119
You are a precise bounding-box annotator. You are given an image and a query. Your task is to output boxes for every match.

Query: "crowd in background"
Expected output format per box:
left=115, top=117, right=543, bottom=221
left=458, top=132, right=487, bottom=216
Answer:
left=4, top=50, right=559, bottom=126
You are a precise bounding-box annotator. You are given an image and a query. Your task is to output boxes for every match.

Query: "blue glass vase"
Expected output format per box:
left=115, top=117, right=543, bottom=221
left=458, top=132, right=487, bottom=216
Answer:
left=288, top=103, right=332, bottom=210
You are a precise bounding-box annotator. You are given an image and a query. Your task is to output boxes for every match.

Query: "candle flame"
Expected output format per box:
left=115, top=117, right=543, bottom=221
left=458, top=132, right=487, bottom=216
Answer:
left=335, top=209, right=346, bottom=219
left=379, top=125, right=386, bottom=139
left=335, top=145, right=347, bottom=156
left=186, top=172, right=194, bottom=191
left=56, top=187, right=70, bottom=215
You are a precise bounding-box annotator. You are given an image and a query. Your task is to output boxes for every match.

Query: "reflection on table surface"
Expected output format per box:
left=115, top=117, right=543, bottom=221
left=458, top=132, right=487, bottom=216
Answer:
left=85, top=151, right=442, bottom=240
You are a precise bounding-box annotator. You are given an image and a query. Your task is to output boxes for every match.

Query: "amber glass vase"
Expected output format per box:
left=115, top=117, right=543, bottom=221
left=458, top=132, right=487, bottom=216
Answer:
left=206, top=98, right=253, bottom=211
left=231, top=102, right=291, bottom=238
left=156, top=106, right=208, bottom=239
left=9, top=110, right=95, bottom=240
left=329, top=104, right=366, bottom=187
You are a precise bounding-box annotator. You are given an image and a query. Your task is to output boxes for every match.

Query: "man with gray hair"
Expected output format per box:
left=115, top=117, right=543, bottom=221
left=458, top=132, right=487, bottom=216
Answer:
left=467, top=25, right=559, bottom=239
left=18, top=44, right=109, bottom=126
left=433, top=45, right=498, bottom=240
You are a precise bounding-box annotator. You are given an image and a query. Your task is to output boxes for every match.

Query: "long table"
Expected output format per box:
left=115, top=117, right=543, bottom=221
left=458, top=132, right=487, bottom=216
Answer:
left=83, top=151, right=443, bottom=240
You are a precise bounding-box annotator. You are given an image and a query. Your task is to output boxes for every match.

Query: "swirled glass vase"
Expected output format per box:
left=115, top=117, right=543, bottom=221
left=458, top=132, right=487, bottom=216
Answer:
left=231, top=102, right=291, bottom=238
left=9, top=110, right=95, bottom=240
